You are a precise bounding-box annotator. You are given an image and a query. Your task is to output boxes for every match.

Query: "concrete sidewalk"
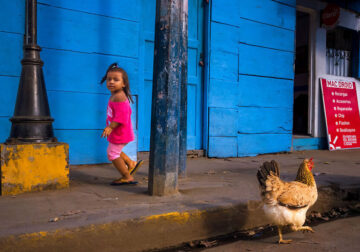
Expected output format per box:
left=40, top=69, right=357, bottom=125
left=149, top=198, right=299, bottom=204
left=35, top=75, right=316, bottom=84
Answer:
left=0, top=149, right=360, bottom=251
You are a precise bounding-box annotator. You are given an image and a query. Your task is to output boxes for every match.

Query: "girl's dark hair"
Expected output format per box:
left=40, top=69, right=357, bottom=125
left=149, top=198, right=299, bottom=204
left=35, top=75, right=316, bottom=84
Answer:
left=101, top=63, right=134, bottom=103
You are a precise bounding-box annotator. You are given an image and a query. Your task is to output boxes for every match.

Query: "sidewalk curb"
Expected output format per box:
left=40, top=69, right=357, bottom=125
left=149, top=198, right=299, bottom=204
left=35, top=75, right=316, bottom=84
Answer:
left=0, top=185, right=359, bottom=252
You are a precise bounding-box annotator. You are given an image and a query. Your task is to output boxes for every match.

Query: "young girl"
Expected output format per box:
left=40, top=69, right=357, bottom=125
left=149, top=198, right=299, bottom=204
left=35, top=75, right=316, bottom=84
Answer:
left=101, top=63, right=143, bottom=185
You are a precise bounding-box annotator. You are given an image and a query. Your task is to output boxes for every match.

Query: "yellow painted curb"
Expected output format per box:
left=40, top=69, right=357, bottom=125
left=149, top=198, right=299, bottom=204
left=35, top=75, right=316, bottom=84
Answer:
left=144, top=210, right=203, bottom=223
left=0, top=205, right=263, bottom=252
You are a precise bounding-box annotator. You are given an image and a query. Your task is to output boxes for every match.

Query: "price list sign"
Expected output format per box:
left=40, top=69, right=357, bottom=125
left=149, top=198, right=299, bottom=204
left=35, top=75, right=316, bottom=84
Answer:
left=320, top=78, right=360, bottom=150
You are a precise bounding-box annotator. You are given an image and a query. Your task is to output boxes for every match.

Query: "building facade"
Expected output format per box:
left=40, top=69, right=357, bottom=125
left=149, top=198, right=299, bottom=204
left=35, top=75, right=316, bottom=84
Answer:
left=1, top=0, right=359, bottom=164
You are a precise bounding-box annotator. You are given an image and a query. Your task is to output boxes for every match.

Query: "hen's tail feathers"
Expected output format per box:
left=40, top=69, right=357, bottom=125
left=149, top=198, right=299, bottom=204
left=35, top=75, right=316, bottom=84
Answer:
left=257, top=160, right=280, bottom=189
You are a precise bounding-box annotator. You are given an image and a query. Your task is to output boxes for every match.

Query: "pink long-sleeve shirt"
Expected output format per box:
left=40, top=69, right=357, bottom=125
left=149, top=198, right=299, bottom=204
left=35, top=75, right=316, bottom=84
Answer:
left=106, top=100, right=135, bottom=144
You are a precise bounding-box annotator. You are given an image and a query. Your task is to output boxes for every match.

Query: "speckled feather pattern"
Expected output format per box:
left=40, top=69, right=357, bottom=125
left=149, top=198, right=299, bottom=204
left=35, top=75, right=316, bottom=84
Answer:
left=259, top=160, right=318, bottom=227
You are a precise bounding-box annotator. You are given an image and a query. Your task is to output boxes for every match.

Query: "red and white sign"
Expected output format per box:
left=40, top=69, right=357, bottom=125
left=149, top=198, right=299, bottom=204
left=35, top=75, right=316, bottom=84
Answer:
left=321, top=78, right=360, bottom=150
left=321, top=4, right=340, bottom=29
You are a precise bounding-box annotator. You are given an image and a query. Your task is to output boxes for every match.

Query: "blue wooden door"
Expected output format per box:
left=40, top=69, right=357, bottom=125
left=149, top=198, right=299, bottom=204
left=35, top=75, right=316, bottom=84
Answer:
left=139, top=0, right=204, bottom=151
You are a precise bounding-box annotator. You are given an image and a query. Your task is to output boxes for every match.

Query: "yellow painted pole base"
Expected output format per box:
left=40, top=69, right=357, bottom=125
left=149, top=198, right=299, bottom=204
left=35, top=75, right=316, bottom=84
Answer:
left=0, top=143, right=69, bottom=196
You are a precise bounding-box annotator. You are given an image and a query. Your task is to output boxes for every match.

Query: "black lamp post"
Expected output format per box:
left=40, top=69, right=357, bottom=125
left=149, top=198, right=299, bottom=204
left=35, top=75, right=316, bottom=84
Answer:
left=7, top=0, right=56, bottom=143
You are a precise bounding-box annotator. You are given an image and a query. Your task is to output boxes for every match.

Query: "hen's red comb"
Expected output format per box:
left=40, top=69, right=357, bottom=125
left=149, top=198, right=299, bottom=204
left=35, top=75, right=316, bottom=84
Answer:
left=308, top=157, right=314, bottom=170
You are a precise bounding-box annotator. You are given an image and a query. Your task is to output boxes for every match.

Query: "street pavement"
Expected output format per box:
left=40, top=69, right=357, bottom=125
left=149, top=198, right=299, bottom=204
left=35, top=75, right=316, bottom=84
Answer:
left=0, top=149, right=359, bottom=251
left=203, top=216, right=360, bottom=252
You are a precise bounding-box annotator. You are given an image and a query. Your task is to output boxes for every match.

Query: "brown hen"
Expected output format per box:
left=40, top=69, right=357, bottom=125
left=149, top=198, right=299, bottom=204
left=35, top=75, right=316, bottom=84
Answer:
left=257, top=159, right=318, bottom=244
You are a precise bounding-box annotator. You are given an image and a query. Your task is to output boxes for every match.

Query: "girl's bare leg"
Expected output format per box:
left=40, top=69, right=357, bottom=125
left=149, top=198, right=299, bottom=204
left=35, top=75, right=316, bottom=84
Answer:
left=112, top=156, right=134, bottom=182
left=120, top=152, right=137, bottom=169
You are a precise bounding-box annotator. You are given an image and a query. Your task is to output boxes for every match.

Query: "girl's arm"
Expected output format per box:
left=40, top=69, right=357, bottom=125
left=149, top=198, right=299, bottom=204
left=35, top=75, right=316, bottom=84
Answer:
left=102, top=121, right=119, bottom=138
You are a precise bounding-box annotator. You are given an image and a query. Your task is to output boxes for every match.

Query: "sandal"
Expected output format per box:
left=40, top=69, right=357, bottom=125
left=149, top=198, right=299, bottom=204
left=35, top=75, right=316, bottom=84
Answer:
left=129, top=160, right=144, bottom=175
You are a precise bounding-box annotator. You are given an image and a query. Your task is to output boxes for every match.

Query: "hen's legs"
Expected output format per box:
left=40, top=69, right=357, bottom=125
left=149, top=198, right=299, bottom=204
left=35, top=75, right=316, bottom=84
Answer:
left=291, top=225, right=315, bottom=233
left=278, top=226, right=292, bottom=244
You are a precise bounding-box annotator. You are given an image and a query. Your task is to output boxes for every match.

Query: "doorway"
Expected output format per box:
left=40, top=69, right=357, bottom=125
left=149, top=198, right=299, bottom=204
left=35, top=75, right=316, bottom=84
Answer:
left=293, top=11, right=310, bottom=136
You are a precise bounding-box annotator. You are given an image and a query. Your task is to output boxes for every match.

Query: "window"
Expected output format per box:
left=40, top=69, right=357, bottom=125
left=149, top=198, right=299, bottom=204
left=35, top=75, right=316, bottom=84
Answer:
left=326, top=27, right=355, bottom=77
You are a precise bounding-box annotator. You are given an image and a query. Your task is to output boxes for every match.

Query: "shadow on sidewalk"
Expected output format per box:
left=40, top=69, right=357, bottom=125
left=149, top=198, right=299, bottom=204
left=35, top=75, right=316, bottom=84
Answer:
left=69, top=165, right=150, bottom=195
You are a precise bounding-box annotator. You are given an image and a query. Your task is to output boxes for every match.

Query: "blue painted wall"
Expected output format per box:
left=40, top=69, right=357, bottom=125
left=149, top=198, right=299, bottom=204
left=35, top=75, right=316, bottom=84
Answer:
left=4, top=0, right=351, bottom=163
left=292, top=137, right=327, bottom=151
left=208, top=0, right=296, bottom=157
left=0, top=0, right=203, bottom=164
left=0, top=0, right=139, bottom=164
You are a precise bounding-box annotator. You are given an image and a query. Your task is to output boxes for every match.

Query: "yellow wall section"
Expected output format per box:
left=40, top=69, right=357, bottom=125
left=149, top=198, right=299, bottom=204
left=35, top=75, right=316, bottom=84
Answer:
left=1, top=143, right=69, bottom=195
